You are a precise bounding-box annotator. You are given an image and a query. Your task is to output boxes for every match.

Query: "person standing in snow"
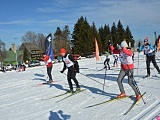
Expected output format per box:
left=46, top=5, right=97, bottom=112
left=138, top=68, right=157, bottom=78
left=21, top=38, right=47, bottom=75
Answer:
left=139, top=37, right=160, bottom=77
left=113, top=54, right=118, bottom=67
left=110, top=41, right=141, bottom=100
left=104, top=52, right=110, bottom=70
left=42, top=54, right=53, bottom=83
left=60, top=48, right=80, bottom=93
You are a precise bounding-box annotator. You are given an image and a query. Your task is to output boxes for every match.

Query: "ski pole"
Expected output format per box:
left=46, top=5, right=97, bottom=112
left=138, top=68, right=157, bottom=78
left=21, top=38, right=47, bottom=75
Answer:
left=136, top=51, right=140, bottom=76
left=137, top=42, right=141, bottom=77
left=126, top=67, right=146, bottom=104
left=126, top=58, right=146, bottom=104
left=79, top=72, right=109, bottom=88
left=132, top=76, right=146, bottom=104
left=127, top=69, right=146, bottom=104
left=62, top=72, right=95, bottom=98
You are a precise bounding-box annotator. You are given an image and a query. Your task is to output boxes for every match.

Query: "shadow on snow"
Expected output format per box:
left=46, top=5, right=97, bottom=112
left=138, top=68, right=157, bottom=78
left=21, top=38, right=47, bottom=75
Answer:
left=49, top=110, right=70, bottom=120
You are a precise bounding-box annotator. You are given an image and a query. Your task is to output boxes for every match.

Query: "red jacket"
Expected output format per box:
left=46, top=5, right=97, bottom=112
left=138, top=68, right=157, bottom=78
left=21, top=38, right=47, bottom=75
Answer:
left=42, top=55, right=52, bottom=67
left=110, top=45, right=134, bottom=70
left=120, top=48, right=134, bottom=70
left=109, top=45, right=120, bottom=54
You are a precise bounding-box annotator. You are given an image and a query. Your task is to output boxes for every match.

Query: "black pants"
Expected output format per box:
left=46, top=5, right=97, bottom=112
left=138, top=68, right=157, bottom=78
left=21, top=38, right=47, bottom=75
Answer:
left=47, top=67, right=52, bottom=81
left=104, top=59, right=110, bottom=69
left=114, top=59, right=118, bottom=66
left=67, top=66, right=80, bottom=90
left=146, top=55, right=160, bottom=75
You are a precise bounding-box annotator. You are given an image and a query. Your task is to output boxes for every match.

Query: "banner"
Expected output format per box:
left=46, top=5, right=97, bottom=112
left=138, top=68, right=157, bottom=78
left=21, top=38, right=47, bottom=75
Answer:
left=158, top=37, right=160, bottom=52
left=45, top=34, right=54, bottom=60
left=95, top=38, right=100, bottom=61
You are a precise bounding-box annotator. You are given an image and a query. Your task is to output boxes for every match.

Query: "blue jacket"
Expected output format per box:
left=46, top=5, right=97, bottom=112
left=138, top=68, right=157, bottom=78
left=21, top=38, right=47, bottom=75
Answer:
left=139, top=43, right=155, bottom=56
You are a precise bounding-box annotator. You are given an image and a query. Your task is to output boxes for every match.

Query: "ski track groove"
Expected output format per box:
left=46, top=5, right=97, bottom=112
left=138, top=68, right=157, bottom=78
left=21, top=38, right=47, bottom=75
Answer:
left=131, top=98, right=160, bottom=120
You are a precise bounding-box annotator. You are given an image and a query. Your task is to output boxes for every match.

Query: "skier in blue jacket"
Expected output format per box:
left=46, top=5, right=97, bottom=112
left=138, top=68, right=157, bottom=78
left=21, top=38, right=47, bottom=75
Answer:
left=139, top=38, right=160, bottom=77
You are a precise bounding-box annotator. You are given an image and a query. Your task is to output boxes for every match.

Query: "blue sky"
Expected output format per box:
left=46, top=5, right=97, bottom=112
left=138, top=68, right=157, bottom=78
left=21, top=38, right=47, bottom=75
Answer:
left=0, top=0, right=160, bottom=49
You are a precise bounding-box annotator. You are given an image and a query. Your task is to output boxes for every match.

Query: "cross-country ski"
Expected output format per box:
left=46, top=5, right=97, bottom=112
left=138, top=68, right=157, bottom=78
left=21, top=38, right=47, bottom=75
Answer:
left=124, top=92, right=146, bottom=115
left=85, top=95, right=134, bottom=108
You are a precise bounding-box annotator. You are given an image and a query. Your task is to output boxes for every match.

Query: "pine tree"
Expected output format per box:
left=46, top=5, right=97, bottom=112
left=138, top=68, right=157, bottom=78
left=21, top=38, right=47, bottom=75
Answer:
left=98, top=26, right=104, bottom=51
left=91, top=22, right=102, bottom=53
left=104, top=24, right=111, bottom=52
left=98, top=24, right=111, bottom=52
left=111, top=22, right=118, bottom=47
left=117, top=20, right=125, bottom=44
left=53, top=26, right=71, bottom=54
left=23, top=48, right=29, bottom=63
left=72, top=16, right=93, bottom=56
left=125, top=26, right=134, bottom=47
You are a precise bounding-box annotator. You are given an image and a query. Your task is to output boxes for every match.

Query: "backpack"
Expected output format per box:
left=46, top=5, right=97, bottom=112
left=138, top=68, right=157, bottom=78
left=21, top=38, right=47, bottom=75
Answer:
left=74, top=60, right=79, bottom=73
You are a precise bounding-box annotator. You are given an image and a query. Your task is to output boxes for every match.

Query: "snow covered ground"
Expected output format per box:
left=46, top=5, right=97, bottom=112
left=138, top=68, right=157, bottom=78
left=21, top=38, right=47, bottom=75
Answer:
left=0, top=52, right=160, bottom=120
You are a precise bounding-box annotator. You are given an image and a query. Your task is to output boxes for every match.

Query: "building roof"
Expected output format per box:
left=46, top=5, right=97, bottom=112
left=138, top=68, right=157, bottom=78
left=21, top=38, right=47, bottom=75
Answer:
left=19, top=42, right=43, bottom=54
left=4, top=50, right=23, bottom=62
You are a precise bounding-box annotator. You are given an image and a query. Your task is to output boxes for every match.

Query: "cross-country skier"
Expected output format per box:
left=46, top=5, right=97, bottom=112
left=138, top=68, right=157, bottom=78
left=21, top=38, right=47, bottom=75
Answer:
left=110, top=41, right=141, bottom=100
left=113, top=54, right=118, bottom=67
left=104, top=52, right=110, bottom=70
left=139, top=37, right=160, bottom=77
left=60, top=48, right=80, bottom=93
left=42, top=54, right=53, bottom=83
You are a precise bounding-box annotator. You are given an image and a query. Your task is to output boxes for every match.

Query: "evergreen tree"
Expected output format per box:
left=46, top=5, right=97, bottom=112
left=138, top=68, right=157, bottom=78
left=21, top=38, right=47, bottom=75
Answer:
left=23, top=48, right=29, bottom=63
left=125, top=26, right=134, bottom=47
left=111, top=22, right=118, bottom=47
left=53, top=26, right=71, bottom=54
left=72, top=16, right=93, bottom=56
left=54, top=27, right=62, bottom=41
left=98, top=26, right=104, bottom=51
left=51, top=17, right=135, bottom=55
left=117, top=20, right=126, bottom=44
left=104, top=24, right=111, bottom=51
left=62, top=25, right=70, bottom=41
left=91, top=22, right=102, bottom=53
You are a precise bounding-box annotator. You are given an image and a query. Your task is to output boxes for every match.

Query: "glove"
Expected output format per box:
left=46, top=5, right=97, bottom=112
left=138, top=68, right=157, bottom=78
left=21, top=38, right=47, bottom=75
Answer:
left=60, top=70, right=64, bottom=73
left=117, top=44, right=122, bottom=50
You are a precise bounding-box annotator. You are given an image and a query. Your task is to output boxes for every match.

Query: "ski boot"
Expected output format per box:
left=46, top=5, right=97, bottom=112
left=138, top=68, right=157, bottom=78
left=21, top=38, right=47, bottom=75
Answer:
left=76, top=88, right=81, bottom=92
left=117, top=93, right=126, bottom=98
left=136, top=94, right=141, bottom=100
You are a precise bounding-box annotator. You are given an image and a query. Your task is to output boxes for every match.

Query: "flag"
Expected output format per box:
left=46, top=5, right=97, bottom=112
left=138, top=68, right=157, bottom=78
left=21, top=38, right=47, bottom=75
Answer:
left=45, top=34, right=54, bottom=60
left=95, top=38, right=100, bottom=61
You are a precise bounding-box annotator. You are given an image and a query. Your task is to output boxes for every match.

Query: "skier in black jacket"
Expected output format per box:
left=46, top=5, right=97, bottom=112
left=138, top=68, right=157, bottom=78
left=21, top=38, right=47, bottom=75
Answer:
left=60, top=48, right=80, bottom=93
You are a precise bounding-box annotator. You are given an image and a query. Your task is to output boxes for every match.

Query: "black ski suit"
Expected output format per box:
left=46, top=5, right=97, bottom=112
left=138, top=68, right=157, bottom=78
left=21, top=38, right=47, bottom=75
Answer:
left=61, top=54, right=80, bottom=91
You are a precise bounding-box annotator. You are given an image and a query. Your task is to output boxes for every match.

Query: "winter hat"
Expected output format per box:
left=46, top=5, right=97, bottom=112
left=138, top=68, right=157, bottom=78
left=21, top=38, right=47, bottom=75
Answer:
left=60, top=48, right=66, bottom=53
left=120, top=41, right=128, bottom=48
